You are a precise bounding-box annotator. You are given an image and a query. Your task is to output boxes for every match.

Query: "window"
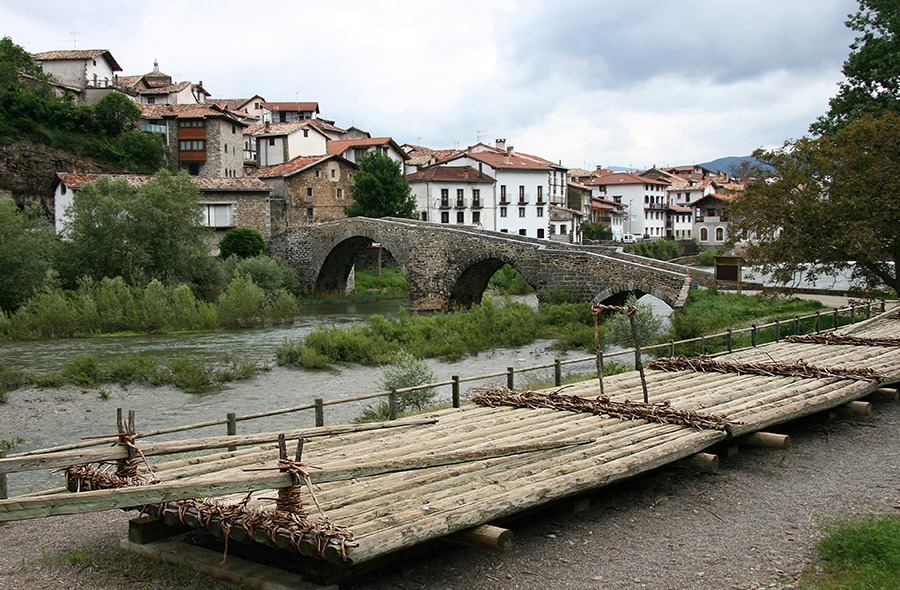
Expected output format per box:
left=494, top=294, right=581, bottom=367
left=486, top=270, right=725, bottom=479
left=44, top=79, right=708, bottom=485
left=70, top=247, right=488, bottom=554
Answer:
left=519, top=229, right=527, bottom=236
left=537, top=228, right=545, bottom=238
left=456, top=189, right=464, bottom=207
left=232, top=125, right=236, bottom=134
left=500, top=185, right=507, bottom=202
left=715, top=227, right=724, bottom=241
left=315, top=169, right=321, bottom=178
left=268, top=138, right=275, bottom=146
left=500, top=206, right=507, bottom=218
left=203, top=204, right=233, bottom=228
left=421, top=212, right=428, bottom=221
left=536, top=207, right=543, bottom=217
left=472, top=189, right=481, bottom=208
left=441, top=211, right=449, bottom=223
left=457, top=211, right=464, bottom=223
left=179, top=140, right=205, bottom=150
left=472, top=211, right=480, bottom=224
left=440, top=188, right=449, bottom=207
left=307, top=207, right=313, bottom=218
left=187, top=163, right=200, bottom=176
left=518, top=185, right=525, bottom=202
left=700, top=227, right=709, bottom=242
left=337, top=188, right=344, bottom=199
left=179, top=120, right=204, bottom=127
left=518, top=207, right=526, bottom=217
left=331, top=168, right=336, bottom=178
left=560, top=224, right=568, bottom=235
left=146, top=96, right=156, bottom=104
left=303, top=129, right=309, bottom=138
left=500, top=229, right=508, bottom=233
left=536, top=186, right=543, bottom=203
left=307, top=187, right=313, bottom=197
left=707, top=208, right=716, bottom=217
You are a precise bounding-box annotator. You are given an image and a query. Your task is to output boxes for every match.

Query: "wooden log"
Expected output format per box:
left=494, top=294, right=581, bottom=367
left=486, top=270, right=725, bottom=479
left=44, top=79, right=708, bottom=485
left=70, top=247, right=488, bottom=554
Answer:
left=736, top=431, right=791, bottom=449
left=445, top=524, right=514, bottom=553
left=0, top=417, right=439, bottom=475
left=865, top=387, right=899, bottom=402
left=833, top=400, right=872, bottom=417
left=128, top=514, right=191, bottom=545
left=0, top=438, right=593, bottom=522
left=672, top=452, right=719, bottom=473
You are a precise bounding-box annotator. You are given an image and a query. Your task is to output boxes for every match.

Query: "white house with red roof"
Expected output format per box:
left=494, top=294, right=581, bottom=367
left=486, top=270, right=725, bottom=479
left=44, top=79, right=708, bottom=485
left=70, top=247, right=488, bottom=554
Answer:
left=52, top=173, right=273, bottom=240
left=326, top=137, right=409, bottom=167
left=431, top=140, right=568, bottom=239
left=32, top=49, right=123, bottom=104
left=263, top=102, right=319, bottom=123
left=243, top=121, right=331, bottom=166
left=116, top=61, right=209, bottom=105
left=690, top=193, right=735, bottom=247
left=405, top=165, right=496, bottom=229
left=584, top=171, right=669, bottom=240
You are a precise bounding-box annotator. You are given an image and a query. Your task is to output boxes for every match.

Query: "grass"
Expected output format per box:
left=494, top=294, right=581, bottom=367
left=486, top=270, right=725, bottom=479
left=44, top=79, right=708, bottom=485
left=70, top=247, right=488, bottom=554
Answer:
left=0, top=353, right=269, bottom=395
left=800, top=514, right=900, bottom=589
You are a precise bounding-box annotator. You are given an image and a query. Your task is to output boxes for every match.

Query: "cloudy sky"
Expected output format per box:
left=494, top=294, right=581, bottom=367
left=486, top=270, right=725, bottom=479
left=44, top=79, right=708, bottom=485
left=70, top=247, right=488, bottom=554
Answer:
left=3, top=0, right=859, bottom=169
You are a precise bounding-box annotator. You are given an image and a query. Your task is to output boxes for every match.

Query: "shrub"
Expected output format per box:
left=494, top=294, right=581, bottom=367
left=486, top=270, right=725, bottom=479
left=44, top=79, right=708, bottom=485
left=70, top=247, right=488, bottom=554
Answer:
left=381, top=349, right=438, bottom=413
left=697, top=249, right=718, bottom=266
left=487, top=264, right=533, bottom=295
left=219, top=228, right=265, bottom=259
left=166, top=358, right=214, bottom=393
left=604, top=294, right=663, bottom=347
left=217, top=275, right=268, bottom=328
left=62, top=354, right=103, bottom=385
left=223, top=255, right=297, bottom=293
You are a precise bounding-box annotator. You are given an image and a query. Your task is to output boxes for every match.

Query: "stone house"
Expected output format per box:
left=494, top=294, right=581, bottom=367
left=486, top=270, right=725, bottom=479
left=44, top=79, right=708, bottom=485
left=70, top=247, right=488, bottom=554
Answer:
left=251, top=154, right=358, bottom=232
left=243, top=121, right=331, bottom=167
left=52, top=173, right=273, bottom=242
left=116, top=61, right=209, bottom=105
left=138, top=103, right=247, bottom=178
left=263, top=101, right=319, bottom=123
left=326, top=137, right=409, bottom=167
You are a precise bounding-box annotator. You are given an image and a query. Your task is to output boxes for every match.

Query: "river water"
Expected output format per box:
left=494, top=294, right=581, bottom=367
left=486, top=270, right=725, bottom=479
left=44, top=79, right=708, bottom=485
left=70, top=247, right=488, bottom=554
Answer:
left=0, top=295, right=673, bottom=494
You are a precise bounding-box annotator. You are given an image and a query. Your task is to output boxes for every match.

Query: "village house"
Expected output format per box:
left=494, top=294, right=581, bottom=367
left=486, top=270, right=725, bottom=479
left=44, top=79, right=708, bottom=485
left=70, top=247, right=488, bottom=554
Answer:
left=587, top=172, right=669, bottom=240
left=213, top=95, right=269, bottom=122
left=548, top=204, right=583, bottom=243
left=243, top=121, right=331, bottom=167
left=264, top=101, right=319, bottom=123
left=116, top=61, right=209, bottom=105
left=32, top=49, right=123, bottom=104
left=250, top=154, right=357, bottom=231
left=405, top=165, right=495, bottom=228
left=52, top=173, right=274, bottom=242
left=137, top=103, right=247, bottom=178
left=691, top=192, right=734, bottom=247
left=326, top=137, right=409, bottom=167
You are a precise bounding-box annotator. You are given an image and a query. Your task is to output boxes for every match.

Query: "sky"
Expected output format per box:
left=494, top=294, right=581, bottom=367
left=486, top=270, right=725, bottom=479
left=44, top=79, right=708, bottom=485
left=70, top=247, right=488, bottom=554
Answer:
left=3, top=0, right=860, bottom=170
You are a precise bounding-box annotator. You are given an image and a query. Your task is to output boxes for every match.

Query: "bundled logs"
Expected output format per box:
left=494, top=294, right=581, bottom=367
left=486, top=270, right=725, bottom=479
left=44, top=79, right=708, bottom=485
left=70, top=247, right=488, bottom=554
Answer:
left=471, top=387, right=739, bottom=433
left=647, top=355, right=885, bottom=382
left=785, top=333, right=900, bottom=347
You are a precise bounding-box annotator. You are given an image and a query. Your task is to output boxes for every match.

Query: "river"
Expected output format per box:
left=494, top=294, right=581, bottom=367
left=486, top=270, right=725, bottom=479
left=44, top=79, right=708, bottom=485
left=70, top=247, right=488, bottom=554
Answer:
left=0, top=294, right=673, bottom=494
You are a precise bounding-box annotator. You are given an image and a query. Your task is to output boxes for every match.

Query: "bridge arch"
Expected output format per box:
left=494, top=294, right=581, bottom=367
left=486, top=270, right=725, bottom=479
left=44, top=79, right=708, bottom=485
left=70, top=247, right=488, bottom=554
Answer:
left=449, top=254, right=537, bottom=308
left=314, top=235, right=411, bottom=297
left=593, top=283, right=677, bottom=308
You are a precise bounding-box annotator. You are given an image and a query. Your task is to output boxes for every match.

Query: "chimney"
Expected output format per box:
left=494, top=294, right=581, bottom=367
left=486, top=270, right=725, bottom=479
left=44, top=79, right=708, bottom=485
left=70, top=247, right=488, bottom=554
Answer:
left=495, top=138, right=506, bottom=150
left=264, top=121, right=270, bottom=130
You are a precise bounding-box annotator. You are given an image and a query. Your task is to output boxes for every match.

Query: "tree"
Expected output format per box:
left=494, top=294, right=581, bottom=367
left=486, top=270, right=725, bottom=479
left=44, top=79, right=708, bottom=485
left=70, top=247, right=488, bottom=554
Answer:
left=729, top=112, right=900, bottom=297
left=344, top=152, right=416, bottom=219
left=219, top=227, right=265, bottom=259
left=60, top=170, right=217, bottom=290
left=0, top=36, right=48, bottom=87
left=810, top=0, right=900, bottom=135
left=0, top=200, right=58, bottom=311
left=92, top=92, right=141, bottom=136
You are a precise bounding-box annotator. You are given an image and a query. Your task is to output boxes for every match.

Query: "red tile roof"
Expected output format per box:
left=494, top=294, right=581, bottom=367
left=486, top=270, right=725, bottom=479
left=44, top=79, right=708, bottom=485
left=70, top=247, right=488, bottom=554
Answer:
left=250, top=155, right=343, bottom=179
left=263, top=102, right=320, bottom=113
left=33, top=49, right=122, bottom=71
left=588, top=172, right=669, bottom=186
left=137, top=103, right=247, bottom=124
left=405, top=165, right=494, bottom=183
left=244, top=121, right=315, bottom=137
left=327, top=137, right=410, bottom=159
left=56, top=173, right=270, bottom=192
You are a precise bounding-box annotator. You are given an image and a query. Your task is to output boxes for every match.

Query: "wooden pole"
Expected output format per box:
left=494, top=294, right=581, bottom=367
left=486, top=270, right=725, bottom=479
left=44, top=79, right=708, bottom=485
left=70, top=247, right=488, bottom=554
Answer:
left=865, top=387, right=899, bottom=402
left=315, top=397, right=325, bottom=427
left=226, top=413, right=237, bottom=452
left=672, top=452, right=718, bottom=473
left=507, top=367, right=515, bottom=390
left=0, top=451, right=6, bottom=500
left=446, top=524, right=514, bottom=553
left=0, top=438, right=594, bottom=523
left=452, top=376, right=460, bottom=408
left=628, top=312, right=649, bottom=403
left=736, top=431, right=791, bottom=449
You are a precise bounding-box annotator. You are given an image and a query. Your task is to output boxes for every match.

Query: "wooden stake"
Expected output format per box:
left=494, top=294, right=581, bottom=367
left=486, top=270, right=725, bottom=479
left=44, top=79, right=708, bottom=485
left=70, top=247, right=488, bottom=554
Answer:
left=446, top=524, right=514, bottom=553
left=672, top=452, right=719, bottom=473
left=736, top=432, right=791, bottom=449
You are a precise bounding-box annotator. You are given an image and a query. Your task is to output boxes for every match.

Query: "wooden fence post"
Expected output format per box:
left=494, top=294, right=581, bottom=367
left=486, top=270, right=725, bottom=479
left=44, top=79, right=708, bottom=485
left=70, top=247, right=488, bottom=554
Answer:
left=388, top=389, right=398, bottom=421
left=507, top=367, right=515, bottom=390
left=554, top=359, right=562, bottom=387
left=751, top=324, right=757, bottom=347
left=815, top=311, right=821, bottom=333
left=726, top=329, right=733, bottom=353
left=793, top=316, right=800, bottom=335
left=774, top=320, right=780, bottom=342
left=0, top=450, right=6, bottom=500
left=314, top=398, right=324, bottom=427
left=452, top=376, right=460, bottom=408
left=226, top=412, right=237, bottom=452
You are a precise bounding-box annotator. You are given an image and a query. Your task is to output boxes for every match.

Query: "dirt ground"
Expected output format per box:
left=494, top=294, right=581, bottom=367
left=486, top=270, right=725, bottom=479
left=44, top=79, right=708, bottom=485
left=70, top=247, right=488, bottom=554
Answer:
left=1, top=392, right=897, bottom=590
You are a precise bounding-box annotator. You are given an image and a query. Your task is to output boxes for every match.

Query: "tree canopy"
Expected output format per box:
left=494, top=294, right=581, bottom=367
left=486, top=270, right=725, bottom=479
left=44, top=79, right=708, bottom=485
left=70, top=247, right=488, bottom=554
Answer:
left=59, top=170, right=218, bottom=289
left=811, top=0, right=900, bottom=135
left=0, top=199, right=58, bottom=311
left=344, top=152, right=416, bottom=219
left=729, top=112, right=900, bottom=297
left=219, top=227, right=265, bottom=259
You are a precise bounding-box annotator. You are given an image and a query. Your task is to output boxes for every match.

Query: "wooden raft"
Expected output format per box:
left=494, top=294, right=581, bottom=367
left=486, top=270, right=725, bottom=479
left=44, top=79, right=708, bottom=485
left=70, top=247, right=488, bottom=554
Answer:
left=1, top=308, right=898, bottom=570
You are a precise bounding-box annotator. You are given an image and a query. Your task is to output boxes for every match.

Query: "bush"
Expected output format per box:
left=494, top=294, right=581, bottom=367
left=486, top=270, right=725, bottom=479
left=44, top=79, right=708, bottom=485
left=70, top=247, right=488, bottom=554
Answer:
left=216, top=275, right=268, bottom=328
left=219, top=228, right=265, bottom=259
left=166, top=358, right=214, bottom=393
left=223, top=255, right=298, bottom=294
left=604, top=294, right=663, bottom=347
left=697, top=249, right=718, bottom=266
left=62, top=354, right=103, bottom=385
left=487, top=264, right=533, bottom=295
left=381, top=350, right=437, bottom=413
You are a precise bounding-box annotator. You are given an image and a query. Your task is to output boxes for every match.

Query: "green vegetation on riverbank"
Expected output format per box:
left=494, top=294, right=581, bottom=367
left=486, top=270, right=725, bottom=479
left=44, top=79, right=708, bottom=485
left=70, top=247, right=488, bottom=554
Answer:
left=0, top=353, right=267, bottom=396
left=800, top=514, right=900, bottom=589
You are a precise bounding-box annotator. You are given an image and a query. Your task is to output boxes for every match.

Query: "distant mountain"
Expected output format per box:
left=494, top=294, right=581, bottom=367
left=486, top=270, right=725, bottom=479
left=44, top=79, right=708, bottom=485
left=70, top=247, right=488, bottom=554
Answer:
left=698, top=155, right=766, bottom=176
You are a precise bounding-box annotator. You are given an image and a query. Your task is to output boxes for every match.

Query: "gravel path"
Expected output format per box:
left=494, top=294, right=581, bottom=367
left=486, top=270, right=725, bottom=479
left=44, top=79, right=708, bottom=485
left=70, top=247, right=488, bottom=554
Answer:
left=1, top=396, right=897, bottom=590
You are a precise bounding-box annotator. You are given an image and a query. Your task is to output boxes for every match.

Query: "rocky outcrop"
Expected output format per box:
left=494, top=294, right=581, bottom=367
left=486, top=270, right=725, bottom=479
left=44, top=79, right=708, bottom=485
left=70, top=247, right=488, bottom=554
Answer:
left=0, top=140, right=123, bottom=214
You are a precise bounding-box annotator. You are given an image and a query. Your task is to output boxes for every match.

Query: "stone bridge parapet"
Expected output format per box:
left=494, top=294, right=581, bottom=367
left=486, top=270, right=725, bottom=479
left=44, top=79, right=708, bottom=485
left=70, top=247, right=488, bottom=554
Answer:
left=269, top=218, right=692, bottom=311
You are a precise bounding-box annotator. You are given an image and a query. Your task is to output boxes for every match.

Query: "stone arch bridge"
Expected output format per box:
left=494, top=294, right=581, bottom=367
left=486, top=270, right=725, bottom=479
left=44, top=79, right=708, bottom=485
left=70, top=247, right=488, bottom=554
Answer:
left=269, top=218, right=694, bottom=311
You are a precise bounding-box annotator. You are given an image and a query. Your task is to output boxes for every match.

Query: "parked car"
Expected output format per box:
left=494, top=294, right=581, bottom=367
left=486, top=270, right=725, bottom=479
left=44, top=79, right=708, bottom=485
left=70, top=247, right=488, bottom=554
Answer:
left=621, top=233, right=637, bottom=244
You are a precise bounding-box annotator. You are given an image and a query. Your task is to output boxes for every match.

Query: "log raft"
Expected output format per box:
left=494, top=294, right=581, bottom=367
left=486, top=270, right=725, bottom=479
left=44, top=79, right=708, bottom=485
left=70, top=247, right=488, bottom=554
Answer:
left=1, top=307, right=898, bottom=576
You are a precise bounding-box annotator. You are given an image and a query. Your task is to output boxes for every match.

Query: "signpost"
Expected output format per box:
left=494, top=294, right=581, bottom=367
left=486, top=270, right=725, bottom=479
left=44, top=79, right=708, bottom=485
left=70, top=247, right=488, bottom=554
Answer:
left=714, top=255, right=743, bottom=293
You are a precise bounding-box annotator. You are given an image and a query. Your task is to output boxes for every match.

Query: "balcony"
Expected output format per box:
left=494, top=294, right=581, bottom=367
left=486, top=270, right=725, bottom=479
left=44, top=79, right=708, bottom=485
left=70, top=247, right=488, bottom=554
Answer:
left=518, top=194, right=530, bottom=204
left=455, top=199, right=466, bottom=209
left=439, top=199, right=450, bottom=209
left=179, top=150, right=206, bottom=162
left=471, top=199, right=482, bottom=209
